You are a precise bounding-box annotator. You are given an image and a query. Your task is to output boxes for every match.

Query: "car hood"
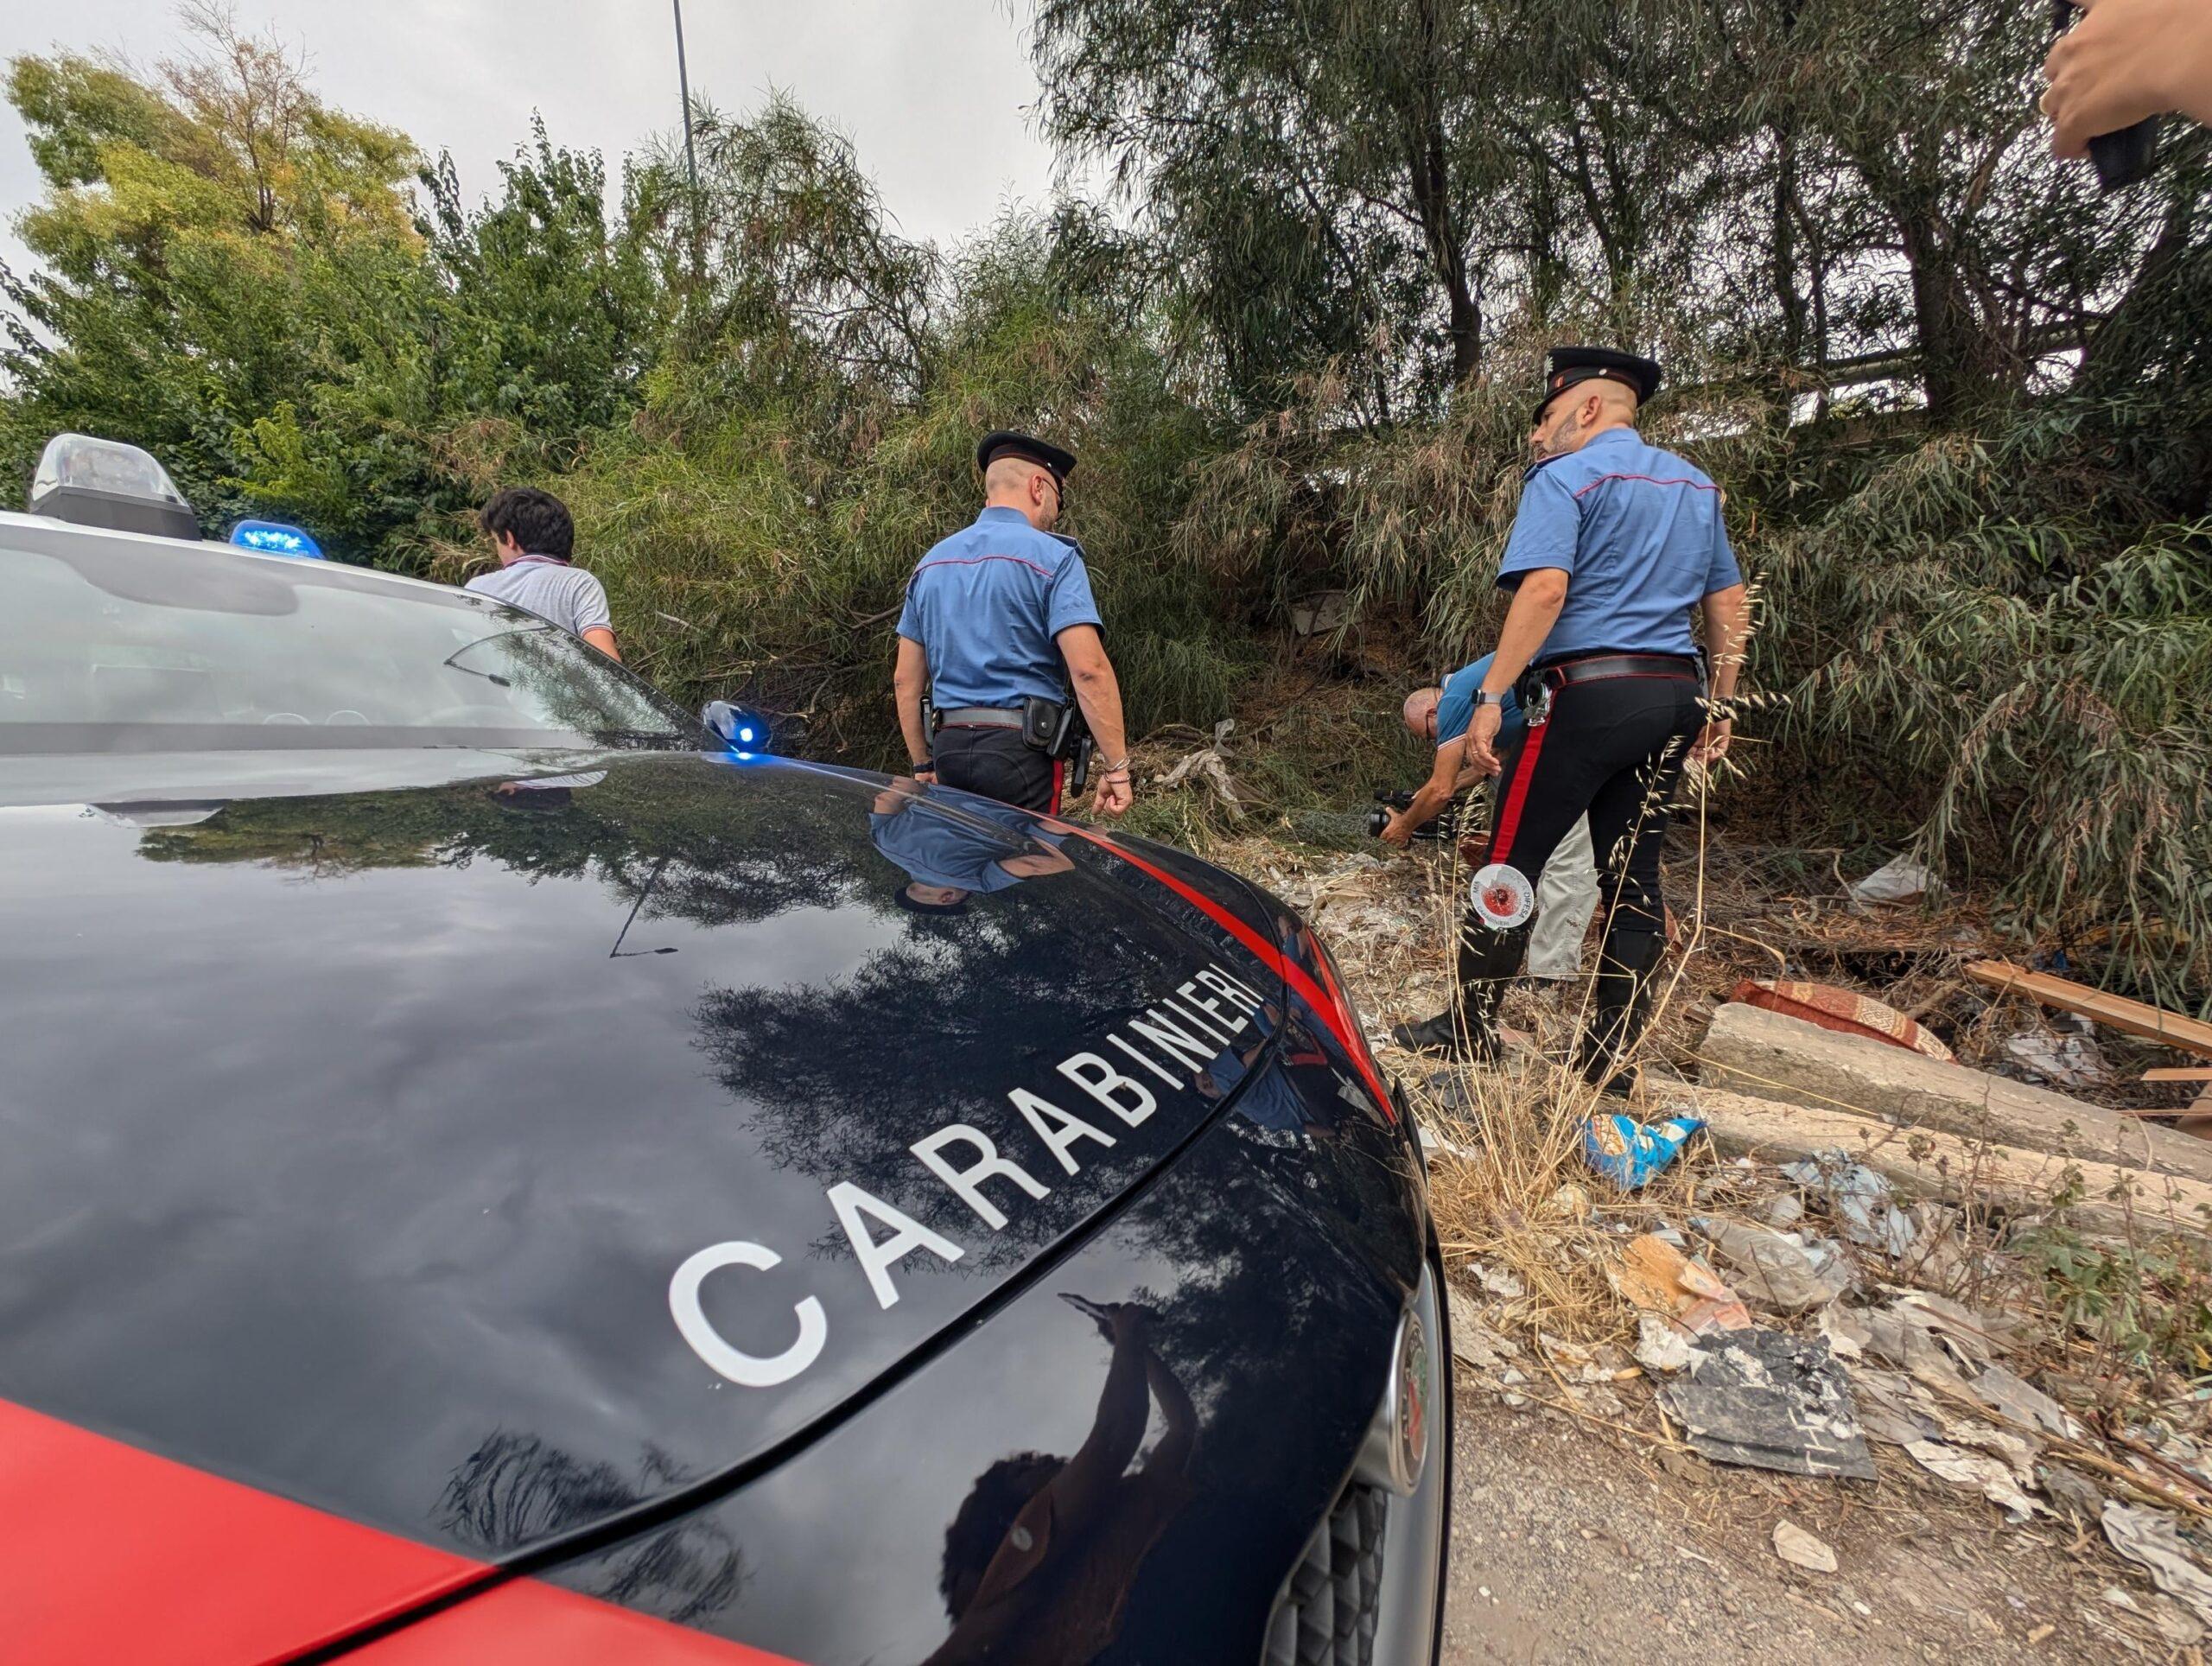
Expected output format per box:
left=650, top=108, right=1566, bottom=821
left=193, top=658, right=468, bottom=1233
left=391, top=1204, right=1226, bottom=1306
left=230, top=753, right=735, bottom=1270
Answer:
left=0, top=748, right=1310, bottom=1570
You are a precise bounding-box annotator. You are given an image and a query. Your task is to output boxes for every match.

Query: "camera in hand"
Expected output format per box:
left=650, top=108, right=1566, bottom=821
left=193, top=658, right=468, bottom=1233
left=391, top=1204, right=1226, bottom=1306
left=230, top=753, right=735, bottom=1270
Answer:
left=1364, top=787, right=1472, bottom=841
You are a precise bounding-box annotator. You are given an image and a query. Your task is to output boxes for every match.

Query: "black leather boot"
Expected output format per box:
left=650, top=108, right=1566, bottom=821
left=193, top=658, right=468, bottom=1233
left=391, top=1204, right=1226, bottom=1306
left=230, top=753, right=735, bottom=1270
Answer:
left=1576, top=926, right=1666, bottom=1092
left=1388, top=919, right=1530, bottom=1061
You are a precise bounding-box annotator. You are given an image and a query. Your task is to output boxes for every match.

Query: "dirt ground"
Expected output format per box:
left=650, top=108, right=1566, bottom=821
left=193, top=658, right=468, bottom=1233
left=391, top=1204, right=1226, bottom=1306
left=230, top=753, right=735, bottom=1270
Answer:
left=1173, top=819, right=2212, bottom=1663
left=1438, top=1384, right=2182, bottom=1663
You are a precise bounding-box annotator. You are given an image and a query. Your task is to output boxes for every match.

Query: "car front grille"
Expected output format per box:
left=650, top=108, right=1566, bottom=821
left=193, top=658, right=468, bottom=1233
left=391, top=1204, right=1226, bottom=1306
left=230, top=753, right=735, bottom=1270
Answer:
left=1262, top=1481, right=1389, bottom=1666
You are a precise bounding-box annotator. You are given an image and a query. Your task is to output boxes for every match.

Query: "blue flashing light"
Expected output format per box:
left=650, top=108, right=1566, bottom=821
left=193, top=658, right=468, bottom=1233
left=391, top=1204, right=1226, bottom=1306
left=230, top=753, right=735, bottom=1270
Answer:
left=702, top=699, right=772, bottom=754
left=229, top=518, right=324, bottom=558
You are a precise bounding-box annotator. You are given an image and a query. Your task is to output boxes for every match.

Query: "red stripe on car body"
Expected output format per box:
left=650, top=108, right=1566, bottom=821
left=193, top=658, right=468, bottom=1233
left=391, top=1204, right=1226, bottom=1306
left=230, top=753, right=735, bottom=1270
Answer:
left=1051, top=824, right=1396, bottom=1120
left=0, top=1397, right=802, bottom=1664
left=0, top=1396, right=486, bottom=1664
left=347, top=1580, right=806, bottom=1664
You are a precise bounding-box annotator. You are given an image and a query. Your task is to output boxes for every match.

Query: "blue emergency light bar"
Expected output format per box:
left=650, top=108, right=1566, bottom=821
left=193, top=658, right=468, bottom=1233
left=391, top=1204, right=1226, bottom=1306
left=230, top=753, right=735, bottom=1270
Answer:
left=229, top=519, right=324, bottom=558
left=701, top=700, right=771, bottom=754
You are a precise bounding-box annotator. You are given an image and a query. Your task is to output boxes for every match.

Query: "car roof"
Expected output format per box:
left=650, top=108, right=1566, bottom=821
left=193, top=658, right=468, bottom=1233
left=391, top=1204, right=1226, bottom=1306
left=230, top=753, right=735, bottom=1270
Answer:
left=0, top=508, right=471, bottom=602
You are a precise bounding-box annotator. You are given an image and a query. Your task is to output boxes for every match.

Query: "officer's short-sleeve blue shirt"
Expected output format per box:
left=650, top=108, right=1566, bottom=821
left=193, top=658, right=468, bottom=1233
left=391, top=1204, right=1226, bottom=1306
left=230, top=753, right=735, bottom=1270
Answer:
left=896, top=507, right=1104, bottom=708
left=869, top=796, right=1063, bottom=894
left=1433, top=653, right=1525, bottom=751
left=1497, top=429, right=1742, bottom=661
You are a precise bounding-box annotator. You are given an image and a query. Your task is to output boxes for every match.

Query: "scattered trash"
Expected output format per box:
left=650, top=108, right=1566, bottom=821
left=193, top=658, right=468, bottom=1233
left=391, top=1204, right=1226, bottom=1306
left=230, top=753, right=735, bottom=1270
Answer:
left=1658, top=1328, right=1876, bottom=1480
left=1288, top=590, right=1348, bottom=637
left=1422, top=1069, right=1478, bottom=1117
left=1849, top=854, right=1938, bottom=907
left=1154, top=720, right=1244, bottom=821
left=1762, top=1192, right=1805, bottom=1229
left=1781, top=1150, right=1923, bottom=1258
left=1891, top=1289, right=2007, bottom=1364
left=1729, top=976, right=1955, bottom=1062
left=1827, top=1304, right=1967, bottom=1393
left=1947, top=1419, right=2039, bottom=1485
left=1473, top=1261, right=1525, bottom=1300
left=2003, top=1029, right=2113, bottom=1093
left=1635, top=1312, right=1693, bottom=1375
left=1446, top=1283, right=1518, bottom=1372
left=1904, top=1440, right=2037, bottom=1523
left=1415, top=1118, right=1477, bottom=1162
left=1694, top=1216, right=1852, bottom=1313
left=1846, top=1365, right=1946, bottom=1447
left=1813, top=1308, right=1864, bottom=1364
left=1548, top=1181, right=1592, bottom=1223
left=1581, top=1110, right=1704, bottom=1187
left=1613, top=1234, right=1753, bottom=1335
left=1772, top=1519, right=1838, bottom=1574
left=1967, top=1360, right=2085, bottom=1440
left=2037, top=1462, right=2106, bottom=1523
left=2103, top=1503, right=2212, bottom=1630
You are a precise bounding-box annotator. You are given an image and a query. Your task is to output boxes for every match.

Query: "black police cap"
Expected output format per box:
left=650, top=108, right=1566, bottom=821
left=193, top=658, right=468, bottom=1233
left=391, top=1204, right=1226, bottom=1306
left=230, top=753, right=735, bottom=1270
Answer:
left=894, top=885, right=971, bottom=916
left=976, top=430, right=1077, bottom=486
left=1533, top=347, right=1662, bottom=424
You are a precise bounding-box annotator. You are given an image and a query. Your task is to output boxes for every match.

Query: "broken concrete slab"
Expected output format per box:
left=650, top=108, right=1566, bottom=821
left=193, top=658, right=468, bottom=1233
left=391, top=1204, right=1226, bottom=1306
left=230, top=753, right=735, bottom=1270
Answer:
left=1697, top=1002, right=2212, bottom=1186
left=1684, top=1085, right=2212, bottom=1241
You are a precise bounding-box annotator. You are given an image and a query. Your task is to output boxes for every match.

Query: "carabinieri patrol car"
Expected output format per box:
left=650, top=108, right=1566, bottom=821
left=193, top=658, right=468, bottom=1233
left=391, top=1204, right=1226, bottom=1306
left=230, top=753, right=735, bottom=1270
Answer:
left=0, top=436, right=1449, bottom=1664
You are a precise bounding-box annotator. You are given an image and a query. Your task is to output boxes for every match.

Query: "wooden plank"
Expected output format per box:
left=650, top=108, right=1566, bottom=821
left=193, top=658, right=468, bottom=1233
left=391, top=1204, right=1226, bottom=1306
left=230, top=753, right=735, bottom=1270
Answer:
left=2144, top=1068, right=2212, bottom=1083
left=1687, top=1085, right=2212, bottom=1240
left=1965, top=961, right=2212, bottom=1059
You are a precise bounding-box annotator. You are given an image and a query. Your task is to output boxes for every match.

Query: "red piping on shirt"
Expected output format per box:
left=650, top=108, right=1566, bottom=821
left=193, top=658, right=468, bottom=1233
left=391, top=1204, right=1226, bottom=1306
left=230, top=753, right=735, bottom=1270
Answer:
left=1570, top=473, right=1721, bottom=499
left=907, top=553, right=1056, bottom=585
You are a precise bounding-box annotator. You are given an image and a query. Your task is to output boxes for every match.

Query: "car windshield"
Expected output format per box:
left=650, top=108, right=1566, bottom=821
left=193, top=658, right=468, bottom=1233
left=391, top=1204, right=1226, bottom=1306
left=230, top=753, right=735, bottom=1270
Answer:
left=0, top=526, right=694, bottom=754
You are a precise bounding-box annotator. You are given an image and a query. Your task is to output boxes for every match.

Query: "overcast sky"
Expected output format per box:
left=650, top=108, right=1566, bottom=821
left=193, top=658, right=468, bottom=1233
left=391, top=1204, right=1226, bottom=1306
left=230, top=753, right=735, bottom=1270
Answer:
left=1, top=0, right=1059, bottom=278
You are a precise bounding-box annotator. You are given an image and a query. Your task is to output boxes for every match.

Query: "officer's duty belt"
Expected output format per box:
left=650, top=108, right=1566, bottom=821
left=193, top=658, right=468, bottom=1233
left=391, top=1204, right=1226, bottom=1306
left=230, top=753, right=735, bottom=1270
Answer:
left=933, top=705, right=1026, bottom=729
left=1530, top=652, right=1701, bottom=690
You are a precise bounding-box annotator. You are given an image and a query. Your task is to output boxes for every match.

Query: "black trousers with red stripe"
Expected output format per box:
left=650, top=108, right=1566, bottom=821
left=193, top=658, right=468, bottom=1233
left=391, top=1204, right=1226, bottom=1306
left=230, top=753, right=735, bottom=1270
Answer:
left=934, top=725, right=1064, bottom=814
left=1462, top=664, right=1703, bottom=1079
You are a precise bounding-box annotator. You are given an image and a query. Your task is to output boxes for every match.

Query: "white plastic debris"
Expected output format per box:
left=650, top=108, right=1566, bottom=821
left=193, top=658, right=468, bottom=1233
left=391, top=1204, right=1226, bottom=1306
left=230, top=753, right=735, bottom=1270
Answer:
left=1781, top=1149, right=1923, bottom=1258
left=2003, top=1030, right=2113, bottom=1092
left=1636, top=1313, right=1693, bottom=1375
left=1475, top=1262, right=1526, bottom=1300
left=1849, top=854, right=1937, bottom=906
left=1694, top=1217, right=1851, bottom=1313
left=1772, top=1520, right=1838, bottom=1574
left=1905, top=1440, right=2037, bottom=1523
left=2103, top=1502, right=2212, bottom=1630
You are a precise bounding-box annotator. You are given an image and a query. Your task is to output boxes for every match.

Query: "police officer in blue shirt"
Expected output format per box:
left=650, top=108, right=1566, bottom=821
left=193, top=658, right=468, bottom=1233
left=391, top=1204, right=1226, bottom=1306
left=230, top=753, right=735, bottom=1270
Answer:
left=1385, top=348, right=1750, bottom=1092
left=869, top=778, right=1075, bottom=915
left=893, top=433, right=1135, bottom=817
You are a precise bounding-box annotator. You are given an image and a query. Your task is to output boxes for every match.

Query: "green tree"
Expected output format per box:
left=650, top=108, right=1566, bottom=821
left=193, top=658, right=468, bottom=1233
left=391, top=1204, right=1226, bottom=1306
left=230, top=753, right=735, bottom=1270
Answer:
left=1, top=3, right=421, bottom=525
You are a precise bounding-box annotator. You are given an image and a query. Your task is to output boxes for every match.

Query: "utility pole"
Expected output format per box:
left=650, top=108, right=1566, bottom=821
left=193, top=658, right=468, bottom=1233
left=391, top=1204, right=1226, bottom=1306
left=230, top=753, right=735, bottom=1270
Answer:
left=672, top=0, right=703, bottom=281
left=672, top=0, right=701, bottom=200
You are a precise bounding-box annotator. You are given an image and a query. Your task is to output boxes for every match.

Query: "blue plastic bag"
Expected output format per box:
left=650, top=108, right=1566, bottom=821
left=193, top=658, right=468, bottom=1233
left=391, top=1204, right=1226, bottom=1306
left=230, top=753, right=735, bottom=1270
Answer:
left=1581, top=1112, right=1706, bottom=1188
